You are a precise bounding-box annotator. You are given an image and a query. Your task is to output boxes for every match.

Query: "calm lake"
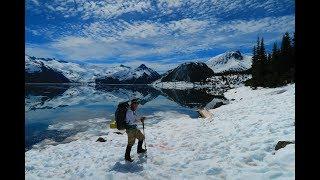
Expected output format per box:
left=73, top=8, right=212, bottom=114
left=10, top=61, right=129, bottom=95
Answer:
left=25, top=84, right=228, bottom=151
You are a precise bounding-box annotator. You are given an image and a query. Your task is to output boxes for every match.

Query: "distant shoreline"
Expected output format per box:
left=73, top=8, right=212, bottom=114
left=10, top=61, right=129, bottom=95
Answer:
left=25, top=83, right=151, bottom=85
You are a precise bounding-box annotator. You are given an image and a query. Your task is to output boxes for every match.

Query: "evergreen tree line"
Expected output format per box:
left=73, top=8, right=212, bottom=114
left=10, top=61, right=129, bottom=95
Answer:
left=246, top=32, right=295, bottom=87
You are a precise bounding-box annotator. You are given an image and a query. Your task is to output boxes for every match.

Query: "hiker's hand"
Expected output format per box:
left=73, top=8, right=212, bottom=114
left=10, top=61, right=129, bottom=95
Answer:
left=140, top=117, right=146, bottom=123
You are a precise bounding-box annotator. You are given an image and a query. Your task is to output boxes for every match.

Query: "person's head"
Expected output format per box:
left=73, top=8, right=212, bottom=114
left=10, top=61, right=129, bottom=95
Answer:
left=130, top=98, right=140, bottom=111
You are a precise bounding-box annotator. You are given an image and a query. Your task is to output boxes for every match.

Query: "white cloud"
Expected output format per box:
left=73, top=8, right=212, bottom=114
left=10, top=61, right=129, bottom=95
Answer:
left=117, top=21, right=160, bottom=39
left=79, top=17, right=210, bottom=42
left=52, top=36, right=94, bottom=47
left=26, top=28, right=40, bottom=36
left=47, top=18, right=211, bottom=60
left=31, top=0, right=40, bottom=6
left=25, top=43, right=58, bottom=58
left=29, top=0, right=294, bottom=23
left=216, top=15, right=295, bottom=34
left=49, top=36, right=112, bottom=60
left=42, top=0, right=152, bottom=20
left=166, top=18, right=209, bottom=34
left=45, top=4, right=56, bottom=11
left=26, top=0, right=295, bottom=63
left=26, top=14, right=294, bottom=62
left=158, top=0, right=183, bottom=8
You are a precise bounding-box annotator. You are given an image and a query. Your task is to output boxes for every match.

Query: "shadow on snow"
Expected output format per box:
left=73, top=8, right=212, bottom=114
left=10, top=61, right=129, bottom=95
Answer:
left=109, top=154, right=147, bottom=173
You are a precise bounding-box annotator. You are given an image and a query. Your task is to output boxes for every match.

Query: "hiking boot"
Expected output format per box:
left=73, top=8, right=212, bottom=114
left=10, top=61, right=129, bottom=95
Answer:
left=125, top=145, right=133, bottom=162
left=137, top=140, right=147, bottom=153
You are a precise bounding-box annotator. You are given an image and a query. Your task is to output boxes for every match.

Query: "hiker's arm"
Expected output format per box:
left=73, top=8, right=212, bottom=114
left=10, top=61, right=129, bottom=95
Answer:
left=134, top=114, right=146, bottom=123
left=126, top=111, right=137, bottom=124
left=140, top=116, right=146, bottom=123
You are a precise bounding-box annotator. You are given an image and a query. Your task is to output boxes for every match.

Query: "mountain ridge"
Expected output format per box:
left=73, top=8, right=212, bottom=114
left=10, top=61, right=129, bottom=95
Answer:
left=25, top=55, right=161, bottom=84
left=25, top=50, right=252, bottom=84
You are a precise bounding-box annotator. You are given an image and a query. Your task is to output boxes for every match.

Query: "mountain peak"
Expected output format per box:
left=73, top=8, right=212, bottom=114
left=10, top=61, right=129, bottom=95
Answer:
left=161, top=61, right=214, bottom=82
left=137, top=64, right=148, bottom=69
left=96, top=63, right=160, bottom=84
left=206, top=50, right=252, bottom=73
left=224, top=50, right=243, bottom=60
left=119, top=64, right=130, bottom=68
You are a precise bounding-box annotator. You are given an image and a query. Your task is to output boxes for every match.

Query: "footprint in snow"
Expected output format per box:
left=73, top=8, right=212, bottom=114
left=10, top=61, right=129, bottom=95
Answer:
left=152, top=157, right=165, bottom=165
left=206, top=167, right=223, bottom=175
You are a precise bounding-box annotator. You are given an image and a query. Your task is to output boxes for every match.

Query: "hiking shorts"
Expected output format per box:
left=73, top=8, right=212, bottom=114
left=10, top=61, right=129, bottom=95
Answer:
left=126, top=128, right=145, bottom=146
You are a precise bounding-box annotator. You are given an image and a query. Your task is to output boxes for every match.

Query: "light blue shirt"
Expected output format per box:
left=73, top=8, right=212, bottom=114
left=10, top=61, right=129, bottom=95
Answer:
left=125, top=109, right=140, bottom=126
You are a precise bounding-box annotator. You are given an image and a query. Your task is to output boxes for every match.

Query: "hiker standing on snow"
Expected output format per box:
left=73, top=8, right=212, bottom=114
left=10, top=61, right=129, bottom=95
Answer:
left=125, top=98, right=147, bottom=162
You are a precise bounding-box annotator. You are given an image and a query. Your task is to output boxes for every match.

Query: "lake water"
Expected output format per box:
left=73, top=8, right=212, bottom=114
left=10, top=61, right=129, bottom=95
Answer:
left=25, top=84, right=228, bottom=151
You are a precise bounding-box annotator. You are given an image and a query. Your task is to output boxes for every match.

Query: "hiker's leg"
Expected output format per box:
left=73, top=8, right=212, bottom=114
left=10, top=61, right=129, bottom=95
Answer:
left=136, top=129, right=146, bottom=153
left=127, top=129, right=136, bottom=147
left=136, top=129, right=145, bottom=141
left=125, top=130, right=135, bottom=162
left=125, top=145, right=133, bottom=162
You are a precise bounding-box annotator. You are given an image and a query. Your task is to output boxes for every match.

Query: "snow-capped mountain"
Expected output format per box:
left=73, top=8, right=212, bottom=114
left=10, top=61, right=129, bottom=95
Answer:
left=25, top=51, right=252, bottom=84
left=160, top=62, right=214, bottom=82
left=25, top=55, right=110, bottom=83
left=206, top=50, right=252, bottom=73
left=133, top=64, right=161, bottom=81
left=95, top=64, right=161, bottom=84
left=25, top=55, right=71, bottom=83
left=25, top=55, right=161, bottom=84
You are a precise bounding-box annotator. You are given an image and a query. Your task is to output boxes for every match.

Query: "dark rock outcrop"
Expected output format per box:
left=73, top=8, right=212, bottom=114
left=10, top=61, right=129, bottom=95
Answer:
left=161, top=62, right=214, bottom=82
left=275, top=141, right=294, bottom=151
left=96, top=137, right=106, bottom=142
left=25, top=66, right=70, bottom=83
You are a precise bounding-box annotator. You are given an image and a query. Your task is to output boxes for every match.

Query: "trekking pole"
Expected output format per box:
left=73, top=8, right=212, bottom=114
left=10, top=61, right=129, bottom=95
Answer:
left=142, top=120, right=147, bottom=150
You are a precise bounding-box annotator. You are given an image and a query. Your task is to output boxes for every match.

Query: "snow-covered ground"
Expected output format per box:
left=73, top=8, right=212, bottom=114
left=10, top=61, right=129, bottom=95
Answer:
left=25, top=83, right=295, bottom=179
left=206, top=74, right=252, bottom=89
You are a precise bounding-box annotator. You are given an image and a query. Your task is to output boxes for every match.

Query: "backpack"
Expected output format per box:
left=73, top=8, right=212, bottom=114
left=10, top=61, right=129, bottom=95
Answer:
left=115, top=101, right=129, bottom=130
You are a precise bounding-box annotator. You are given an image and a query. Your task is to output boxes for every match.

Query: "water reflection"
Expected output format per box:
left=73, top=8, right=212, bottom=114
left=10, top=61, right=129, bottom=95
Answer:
left=94, top=84, right=162, bottom=105
left=25, top=84, right=71, bottom=111
left=159, top=88, right=228, bottom=109
left=25, top=84, right=71, bottom=98
left=25, top=84, right=161, bottom=111
left=26, top=84, right=228, bottom=110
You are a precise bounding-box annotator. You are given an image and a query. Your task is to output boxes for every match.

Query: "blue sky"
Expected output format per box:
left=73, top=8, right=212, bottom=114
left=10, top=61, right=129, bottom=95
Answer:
left=26, top=0, right=295, bottom=73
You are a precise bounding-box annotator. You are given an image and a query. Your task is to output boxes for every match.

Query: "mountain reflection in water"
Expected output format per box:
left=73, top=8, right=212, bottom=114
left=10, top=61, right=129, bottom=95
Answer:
left=160, top=88, right=227, bottom=109
left=25, top=84, right=228, bottom=150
